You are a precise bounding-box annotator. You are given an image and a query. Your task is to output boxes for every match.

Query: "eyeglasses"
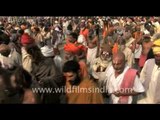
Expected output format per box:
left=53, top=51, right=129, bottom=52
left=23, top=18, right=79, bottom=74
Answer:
left=102, top=51, right=110, bottom=56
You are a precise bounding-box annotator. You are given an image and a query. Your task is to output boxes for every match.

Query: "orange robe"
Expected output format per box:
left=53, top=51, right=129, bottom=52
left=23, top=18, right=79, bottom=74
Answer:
left=66, top=79, right=104, bottom=104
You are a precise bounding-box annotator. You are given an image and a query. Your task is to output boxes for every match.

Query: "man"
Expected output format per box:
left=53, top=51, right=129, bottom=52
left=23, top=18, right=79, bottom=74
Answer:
left=106, top=52, right=144, bottom=104
left=0, top=44, right=14, bottom=69
left=119, top=39, right=134, bottom=68
left=63, top=60, right=104, bottom=104
left=90, top=43, right=112, bottom=86
left=137, top=39, right=160, bottom=104
left=21, top=33, right=35, bottom=73
left=138, top=35, right=153, bottom=71
left=20, top=22, right=32, bottom=36
left=64, top=43, right=89, bottom=79
left=26, top=44, right=64, bottom=104
left=32, top=27, right=43, bottom=47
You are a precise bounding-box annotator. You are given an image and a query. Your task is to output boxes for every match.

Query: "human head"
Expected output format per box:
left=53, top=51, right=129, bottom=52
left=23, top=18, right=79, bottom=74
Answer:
left=67, top=32, right=78, bottom=43
left=152, top=39, right=160, bottom=66
left=63, top=60, right=81, bottom=85
left=26, top=44, right=44, bottom=64
left=112, top=51, right=126, bottom=75
left=10, top=66, right=32, bottom=89
left=20, top=22, right=27, bottom=30
left=100, top=43, right=112, bottom=61
left=0, top=44, right=11, bottom=57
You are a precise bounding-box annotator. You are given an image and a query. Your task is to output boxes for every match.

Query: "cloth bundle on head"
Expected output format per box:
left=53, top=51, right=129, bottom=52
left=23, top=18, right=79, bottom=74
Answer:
left=41, top=46, right=54, bottom=57
left=152, top=39, right=160, bottom=54
left=64, top=43, right=80, bottom=55
left=21, top=33, right=34, bottom=45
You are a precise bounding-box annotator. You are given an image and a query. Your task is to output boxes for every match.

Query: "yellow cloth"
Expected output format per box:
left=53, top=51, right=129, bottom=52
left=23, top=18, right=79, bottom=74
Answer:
left=153, top=47, right=160, bottom=54
left=153, top=39, right=160, bottom=46
left=153, top=39, right=160, bottom=54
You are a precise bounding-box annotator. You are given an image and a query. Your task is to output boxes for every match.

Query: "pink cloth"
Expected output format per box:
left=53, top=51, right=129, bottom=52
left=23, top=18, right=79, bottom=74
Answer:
left=118, top=68, right=137, bottom=104
left=139, top=54, right=147, bottom=68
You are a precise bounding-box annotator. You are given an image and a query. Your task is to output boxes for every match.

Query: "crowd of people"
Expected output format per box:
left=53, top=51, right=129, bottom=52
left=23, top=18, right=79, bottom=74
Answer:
left=0, top=16, right=160, bottom=104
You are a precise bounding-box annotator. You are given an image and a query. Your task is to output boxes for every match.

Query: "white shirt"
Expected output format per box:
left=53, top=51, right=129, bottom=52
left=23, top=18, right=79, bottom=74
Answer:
left=77, top=34, right=87, bottom=47
left=138, top=62, right=160, bottom=104
left=134, top=44, right=142, bottom=59
left=106, top=65, right=145, bottom=104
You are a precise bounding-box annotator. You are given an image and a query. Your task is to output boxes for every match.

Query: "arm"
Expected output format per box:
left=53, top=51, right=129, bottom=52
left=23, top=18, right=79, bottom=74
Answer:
left=113, top=75, right=145, bottom=97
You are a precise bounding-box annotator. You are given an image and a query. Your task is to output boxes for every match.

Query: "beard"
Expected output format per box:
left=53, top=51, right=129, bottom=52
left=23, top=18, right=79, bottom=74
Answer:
left=101, top=55, right=111, bottom=62
left=69, top=75, right=81, bottom=86
left=155, top=60, right=160, bottom=67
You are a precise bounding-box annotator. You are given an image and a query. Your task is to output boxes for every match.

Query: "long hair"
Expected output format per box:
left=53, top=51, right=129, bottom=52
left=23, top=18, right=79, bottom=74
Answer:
left=11, top=66, right=33, bottom=89
left=25, top=44, right=45, bottom=65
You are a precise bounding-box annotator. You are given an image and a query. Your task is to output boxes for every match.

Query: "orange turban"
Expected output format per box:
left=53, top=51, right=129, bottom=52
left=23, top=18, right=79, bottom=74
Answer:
left=64, top=43, right=80, bottom=54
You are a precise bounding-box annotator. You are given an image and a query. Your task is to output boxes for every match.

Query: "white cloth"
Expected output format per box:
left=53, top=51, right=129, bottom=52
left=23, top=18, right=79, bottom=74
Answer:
left=54, top=55, right=63, bottom=72
left=134, top=44, right=142, bottom=59
left=123, top=47, right=134, bottom=68
left=98, top=62, right=112, bottom=88
left=90, top=57, right=110, bottom=79
left=21, top=47, right=32, bottom=73
left=87, top=46, right=97, bottom=66
left=24, top=29, right=32, bottom=36
left=125, top=37, right=135, bottom=48
left=0, top=54, right=14, bottom=69
left=77, top=34, right=87, bottom=47
left=41, top=45, right=54, bottom=57
left=9, top=48, right=22, bottom=66
left=106, top=65, right=145, bottom=104
left=138, top=61, right=160, bottom=104
left=143, top=29, right=150, bottom=35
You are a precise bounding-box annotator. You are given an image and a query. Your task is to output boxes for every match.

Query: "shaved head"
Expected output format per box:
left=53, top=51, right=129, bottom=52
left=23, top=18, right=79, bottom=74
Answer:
left=112, top=52, right=126, bottom=75
left=113, top=51, right=125, bottom=62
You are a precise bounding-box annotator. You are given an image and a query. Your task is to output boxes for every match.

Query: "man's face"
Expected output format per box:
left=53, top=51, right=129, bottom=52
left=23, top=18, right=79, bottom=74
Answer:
left=20, top=25, right=27, bottom=30
left=67, top=35, right=76, bottom=43
left=154, top=53, right=160, bottom=66
left=120, top=45, right=125, bottom=51
left=112, top=57, right=125, bottom=74
left=63, top=72, right=77, bottom=83
left=100, top=50, right=111, bottom=61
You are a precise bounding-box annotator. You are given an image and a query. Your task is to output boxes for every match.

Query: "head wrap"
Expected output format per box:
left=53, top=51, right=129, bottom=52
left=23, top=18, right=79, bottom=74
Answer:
left=64, top=43, right=80, bottom=54
left=152, top=39, right=160, bottom=54
left=41, top=46, right=54, bottom=57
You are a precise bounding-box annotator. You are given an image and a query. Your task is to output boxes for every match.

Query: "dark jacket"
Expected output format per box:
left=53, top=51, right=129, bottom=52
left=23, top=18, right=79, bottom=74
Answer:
left=31, top=57, right=65, bottom=104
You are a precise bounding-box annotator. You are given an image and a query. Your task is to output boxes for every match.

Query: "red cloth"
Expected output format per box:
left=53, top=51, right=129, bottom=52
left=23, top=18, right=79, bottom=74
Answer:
left=21, top=33, right=34, bottom=45
left=118, top=68, right=137, bottom=104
